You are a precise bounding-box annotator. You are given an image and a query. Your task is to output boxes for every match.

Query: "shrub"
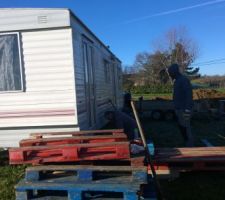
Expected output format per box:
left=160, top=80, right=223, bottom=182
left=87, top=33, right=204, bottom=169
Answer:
left=130, top=84, right=172, bottom=94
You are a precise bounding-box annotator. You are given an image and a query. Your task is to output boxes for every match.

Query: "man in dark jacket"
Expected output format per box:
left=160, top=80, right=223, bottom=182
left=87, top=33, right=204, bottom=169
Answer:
left=168, top=64, right=194, bottom=147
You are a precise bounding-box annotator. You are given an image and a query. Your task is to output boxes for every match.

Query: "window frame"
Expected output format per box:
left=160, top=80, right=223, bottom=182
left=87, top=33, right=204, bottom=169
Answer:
left=104, top=60, right=111, bottom=84
left=0, top=32, right=24, bottom=93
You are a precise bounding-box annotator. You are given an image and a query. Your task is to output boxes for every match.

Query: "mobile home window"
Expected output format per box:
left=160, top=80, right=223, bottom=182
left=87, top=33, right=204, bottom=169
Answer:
left=0, top=33, right=23, bottom=92
left=104, top=60, right=111, bottom=83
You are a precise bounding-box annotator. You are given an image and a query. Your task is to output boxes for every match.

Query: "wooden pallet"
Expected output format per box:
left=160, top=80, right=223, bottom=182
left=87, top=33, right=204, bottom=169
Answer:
left=9, top=142, right=130, bottom=165
left=29, top=129, right=124, bottom=139
left=20, top=134, right=127, bottom=147
left=15, top=161, right=154, bottom=200
left=16, top=179, right=142, bottom=200
left=25, top=165, right=148, bottom=183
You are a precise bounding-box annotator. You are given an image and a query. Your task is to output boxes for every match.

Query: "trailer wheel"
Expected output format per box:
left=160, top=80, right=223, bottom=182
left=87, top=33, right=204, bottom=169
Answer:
left=164, top=110, right=175, bottom=121
left=151, top=110, right=162, bottom=120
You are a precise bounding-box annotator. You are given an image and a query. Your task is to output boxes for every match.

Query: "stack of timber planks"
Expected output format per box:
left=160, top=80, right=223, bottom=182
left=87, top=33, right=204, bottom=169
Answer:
left=151, top=146, right=225, bottom=178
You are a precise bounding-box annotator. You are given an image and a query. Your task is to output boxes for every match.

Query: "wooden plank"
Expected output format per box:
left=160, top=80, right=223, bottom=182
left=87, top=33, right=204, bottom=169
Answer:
left=16, top=179, right=141, bottom=191
left=16, top=180, right=141, bottom=199
left=13, top=141, right=130, bottom=150
left=20, top=134, right=127, bottom=147
left=30, top=129, right=124, bottom=138
left=154, top=147, right=225, bottom=163
left=64, top=155, right=146, bottom=167
left=26, top=165, right=147, bottom=172
left=25, top=165, right=148, bottom=184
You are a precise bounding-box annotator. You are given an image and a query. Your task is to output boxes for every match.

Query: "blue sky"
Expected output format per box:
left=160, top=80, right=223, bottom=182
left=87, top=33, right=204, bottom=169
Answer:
left=1, top=0, right=225, bottom=75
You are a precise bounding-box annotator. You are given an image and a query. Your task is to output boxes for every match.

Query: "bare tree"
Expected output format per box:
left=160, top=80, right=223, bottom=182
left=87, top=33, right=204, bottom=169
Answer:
left=156, top=27, right=199, bottom=75
left=133, top=27, right=200, bottom=86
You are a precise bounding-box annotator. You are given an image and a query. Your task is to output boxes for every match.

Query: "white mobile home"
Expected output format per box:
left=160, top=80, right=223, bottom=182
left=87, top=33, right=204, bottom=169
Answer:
left=0, top=8, right=123, bottom=147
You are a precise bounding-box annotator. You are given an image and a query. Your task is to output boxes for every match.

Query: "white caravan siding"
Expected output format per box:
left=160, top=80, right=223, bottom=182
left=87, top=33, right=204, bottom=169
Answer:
left=0, top=28, right=78, bottom=147
left=0, top=9, right=70, bottom=32
left=0, top=9, right=122, bottom=147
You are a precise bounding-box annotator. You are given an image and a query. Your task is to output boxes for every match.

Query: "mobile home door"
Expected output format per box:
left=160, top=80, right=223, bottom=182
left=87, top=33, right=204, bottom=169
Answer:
left=82, top=41, right=96, bottom=128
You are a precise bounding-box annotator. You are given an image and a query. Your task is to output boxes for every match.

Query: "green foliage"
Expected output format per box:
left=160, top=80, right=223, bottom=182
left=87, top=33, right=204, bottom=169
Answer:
left=132, top=93, right=172, bottom=100
left=170, top=42, right=199, bottom=77
left=0, top=165, right=26, bottom=200
left=122, top=74, right=135, bottom=91
left=130, top=84, right=173, bottom=94
left=0, top=149, right=26, bottom=200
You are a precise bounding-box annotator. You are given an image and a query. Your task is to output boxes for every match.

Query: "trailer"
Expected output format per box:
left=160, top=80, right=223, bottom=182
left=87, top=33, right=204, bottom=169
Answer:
left=0, top=8, right=123, bottom=147
left=135, top=99, right=175, bottom=120
left=135, top=98, right=223, bottom=120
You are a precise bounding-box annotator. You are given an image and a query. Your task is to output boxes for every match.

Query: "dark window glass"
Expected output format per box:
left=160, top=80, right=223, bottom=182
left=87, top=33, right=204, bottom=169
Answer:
left=0, top=34, right=22, bottom=91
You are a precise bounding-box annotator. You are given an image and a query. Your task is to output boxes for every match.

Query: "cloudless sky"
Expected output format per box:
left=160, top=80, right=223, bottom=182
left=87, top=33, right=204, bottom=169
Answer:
left=0, top=0, right=225, bottom=75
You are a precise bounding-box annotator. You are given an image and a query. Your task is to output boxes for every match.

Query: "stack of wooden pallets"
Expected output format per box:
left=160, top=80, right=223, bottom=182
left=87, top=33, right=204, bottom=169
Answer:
left=9, top=129, right=156, bottom=200
left=9, top=129, right=130, bottom=165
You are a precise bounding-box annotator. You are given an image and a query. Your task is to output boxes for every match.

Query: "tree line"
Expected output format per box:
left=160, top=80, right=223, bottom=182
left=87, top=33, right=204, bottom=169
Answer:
left=194, top=75, right=225, bottom=88
left=123, top=27, right=200, bottom=92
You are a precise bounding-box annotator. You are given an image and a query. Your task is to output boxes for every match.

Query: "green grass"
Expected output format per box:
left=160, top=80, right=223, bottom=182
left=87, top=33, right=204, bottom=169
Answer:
left=160, top=171, right=225, bottom=200
left=0, top=150, right=26, bottom=200
left=216, top=87, right=225, bottom=93
left=132, top=87, right=225, bottom=100
left=142, top=118, right=225, bottom=199
left=0, top=165, right=26, bottom=200
left=142, top=117, right=225, bottom=147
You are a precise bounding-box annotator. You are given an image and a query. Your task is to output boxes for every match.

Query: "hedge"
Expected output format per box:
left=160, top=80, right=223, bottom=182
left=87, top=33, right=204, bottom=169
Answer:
left=130, top=84, right=173, bottom=94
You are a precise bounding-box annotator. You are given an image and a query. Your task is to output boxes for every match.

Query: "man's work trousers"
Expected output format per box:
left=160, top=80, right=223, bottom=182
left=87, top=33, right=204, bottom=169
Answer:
left=175, top=110, right=194, bottom=147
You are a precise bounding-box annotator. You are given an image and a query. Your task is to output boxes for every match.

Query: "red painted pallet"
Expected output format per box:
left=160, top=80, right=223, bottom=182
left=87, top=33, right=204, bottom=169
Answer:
left=29, top=129, right=124, bottom=139
left=20, top=134, right=128, bottom=147
left=9, top=142, right=130, bottom=165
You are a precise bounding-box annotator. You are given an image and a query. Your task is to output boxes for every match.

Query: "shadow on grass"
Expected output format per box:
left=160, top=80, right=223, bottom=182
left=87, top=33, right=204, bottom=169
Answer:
left=160, top=171, right=225, bottom=200
left=0, top=149, right=9, bottom=166
left=141, top=117, right=225, bottom=147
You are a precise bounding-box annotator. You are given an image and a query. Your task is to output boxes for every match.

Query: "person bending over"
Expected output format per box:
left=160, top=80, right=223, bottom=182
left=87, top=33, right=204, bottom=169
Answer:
left=104, top=110, right=139, bottom=140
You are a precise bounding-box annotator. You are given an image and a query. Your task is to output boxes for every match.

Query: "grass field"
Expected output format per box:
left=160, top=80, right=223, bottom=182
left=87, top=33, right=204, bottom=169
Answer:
left=132, top=87, right=225, bottom=100
left=216, top=87, right=225, bottom=93
left=0, top=117, right=225, bottom=200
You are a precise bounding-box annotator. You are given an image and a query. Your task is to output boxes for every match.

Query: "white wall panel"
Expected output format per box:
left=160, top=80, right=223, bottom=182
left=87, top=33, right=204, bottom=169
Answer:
left=0, top=28, right=77, bottom=147
left=0, top=9, right=70, bottom=32
left=0, top=126, right=80, bottom=147
left=0, top=8, right=121, bottom=146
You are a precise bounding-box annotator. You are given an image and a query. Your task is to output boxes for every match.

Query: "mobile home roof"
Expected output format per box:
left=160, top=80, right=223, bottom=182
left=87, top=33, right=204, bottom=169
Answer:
left=0, top=8, right=120, bottom=62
